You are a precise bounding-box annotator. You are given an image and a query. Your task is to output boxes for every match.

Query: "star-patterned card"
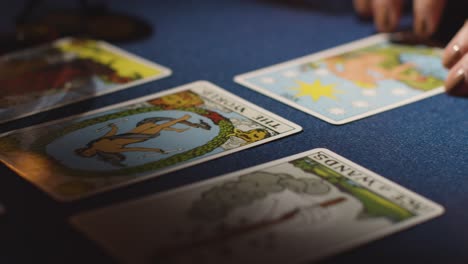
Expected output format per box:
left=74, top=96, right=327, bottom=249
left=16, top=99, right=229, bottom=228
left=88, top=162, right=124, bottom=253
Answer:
left=235, top=34, right=447, bottom=125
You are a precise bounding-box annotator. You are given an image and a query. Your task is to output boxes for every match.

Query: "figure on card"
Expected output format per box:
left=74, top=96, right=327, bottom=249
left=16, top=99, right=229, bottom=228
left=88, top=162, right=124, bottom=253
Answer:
left=149, top=91, right=205, bottom=109
left=75, top=115, right=211, bottom=167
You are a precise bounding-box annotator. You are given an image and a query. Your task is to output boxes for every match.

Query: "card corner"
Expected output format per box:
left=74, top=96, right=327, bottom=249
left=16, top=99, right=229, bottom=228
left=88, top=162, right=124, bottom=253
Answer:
left=327, top=119, right=349, bottom=126
left=192, top=80, right=213, bottom=86
left=313, top=147, right=332, bottom=153
left=233, top=75, right=243, bottom=83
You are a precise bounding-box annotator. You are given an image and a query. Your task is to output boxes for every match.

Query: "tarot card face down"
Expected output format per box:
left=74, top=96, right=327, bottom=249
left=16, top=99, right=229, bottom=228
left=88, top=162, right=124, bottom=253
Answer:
left=0, top=38, right=171, bottom=123
left=71, top=148, right=443, bottom=264
left=0, top=81, right=301, bottom=201
left=235, top=34, right=448, bottom=125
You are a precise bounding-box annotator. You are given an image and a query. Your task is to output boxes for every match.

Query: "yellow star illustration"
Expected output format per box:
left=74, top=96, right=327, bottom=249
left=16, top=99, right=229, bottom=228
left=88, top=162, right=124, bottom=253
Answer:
left=291, top=80, right=342, bottom=101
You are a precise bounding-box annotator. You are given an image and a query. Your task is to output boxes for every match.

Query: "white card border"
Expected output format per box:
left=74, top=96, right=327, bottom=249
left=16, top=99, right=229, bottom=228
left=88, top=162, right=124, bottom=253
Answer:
left=0, top=80, right=302, bottom=202
left=1, top=37, right=172, bottom=124
left=71, top=147, right=444, bottom=263
left=234, top=33, right=445, bottom=125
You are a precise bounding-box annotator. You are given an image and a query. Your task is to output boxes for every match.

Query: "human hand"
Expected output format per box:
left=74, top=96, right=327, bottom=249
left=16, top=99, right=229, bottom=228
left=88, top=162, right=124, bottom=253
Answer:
left=353, top=0, right=446, bottom=38
left=443, top=21, right=468, bottom=96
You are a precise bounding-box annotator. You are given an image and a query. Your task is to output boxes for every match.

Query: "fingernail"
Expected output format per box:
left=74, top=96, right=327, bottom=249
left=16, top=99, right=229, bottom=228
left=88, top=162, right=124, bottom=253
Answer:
left=383, top=10, right=390, bottom=30
left=445, top=68, right=466, bottom=93
left=444, top=44, right=462, bottom=68
left=356, top=0, right=372, bottom=17
left=380, top=9, right=393, bottom=32
left=416, top=17, right=431, bottom=37
left=364, top=0, right=372, bottom=12
left=419, top=18, right=428, bottom=36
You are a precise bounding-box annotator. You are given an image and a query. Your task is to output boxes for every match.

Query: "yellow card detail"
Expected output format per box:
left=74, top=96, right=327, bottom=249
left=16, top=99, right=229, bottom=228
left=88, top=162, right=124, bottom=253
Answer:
left=56, top=39, right=161, bottom=79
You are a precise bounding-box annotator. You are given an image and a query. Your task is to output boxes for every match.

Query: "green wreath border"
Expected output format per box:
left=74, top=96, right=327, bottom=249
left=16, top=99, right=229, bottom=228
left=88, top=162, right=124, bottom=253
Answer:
left=29, top=106, right=235, bottom=178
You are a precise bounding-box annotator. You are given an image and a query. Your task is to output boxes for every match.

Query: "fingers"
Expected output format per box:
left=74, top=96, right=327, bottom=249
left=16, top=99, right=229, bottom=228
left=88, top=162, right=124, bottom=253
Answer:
left=372, top=0, right=404, bottom=32
left=443, top=21, right=468, bottom=68
left=445, top=53, right=468, bottom=96
left=354, top=0, right=446, bottom=36
left=353, top=0, right=373, bottom=17
left=443, top=21, right=468, bottom=96
left=413, top=0, right=446, bottom=38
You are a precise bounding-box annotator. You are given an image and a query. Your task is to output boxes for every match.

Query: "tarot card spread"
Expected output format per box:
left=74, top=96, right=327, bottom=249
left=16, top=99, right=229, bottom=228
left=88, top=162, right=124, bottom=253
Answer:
left=71, top=148, right=443, bottom=264
left=235, top=34, right=448, bottom=124
left=0, top=37, right=171, bottom=123
left=0, top=81, right=301, bottom=201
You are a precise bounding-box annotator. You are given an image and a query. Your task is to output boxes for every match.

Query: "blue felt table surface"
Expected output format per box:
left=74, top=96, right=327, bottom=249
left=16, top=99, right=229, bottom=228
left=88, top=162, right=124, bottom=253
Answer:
left=0, top=1, right=467, bottom=263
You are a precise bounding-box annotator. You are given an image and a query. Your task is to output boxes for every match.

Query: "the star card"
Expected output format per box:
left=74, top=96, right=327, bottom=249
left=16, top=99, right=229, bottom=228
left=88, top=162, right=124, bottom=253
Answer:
left=0, top=81, right=301, bottom=201
left=71, top=148, right=444, bottom=264
left=235, top=34, right=447, bottom=125
left=0, top=37, right=171, bottom=123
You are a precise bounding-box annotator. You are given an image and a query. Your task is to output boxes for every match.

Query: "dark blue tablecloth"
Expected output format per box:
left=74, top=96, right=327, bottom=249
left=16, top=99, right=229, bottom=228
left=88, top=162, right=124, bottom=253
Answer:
left=1, top=1, right=467, bottom=263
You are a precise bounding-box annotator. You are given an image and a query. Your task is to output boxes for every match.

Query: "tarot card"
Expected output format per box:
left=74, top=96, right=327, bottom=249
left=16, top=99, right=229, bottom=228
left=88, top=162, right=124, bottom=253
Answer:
left=0, top=81, right=301, bottom=201
left=71, top=148, right=443, bottom=264
left=0, top=37, right=171, bottom=123
left=235, top=33, right=447, bottom=125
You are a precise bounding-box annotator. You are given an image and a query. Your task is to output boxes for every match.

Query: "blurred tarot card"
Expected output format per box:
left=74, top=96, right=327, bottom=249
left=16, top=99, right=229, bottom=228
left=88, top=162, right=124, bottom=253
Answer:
left=71, top=148, right=444, bottom=264
left=0, top=81, right=301, bottom=201
left=0, top=37, right=171, bottom=123
left=235, top=33, right=447, bottom=125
